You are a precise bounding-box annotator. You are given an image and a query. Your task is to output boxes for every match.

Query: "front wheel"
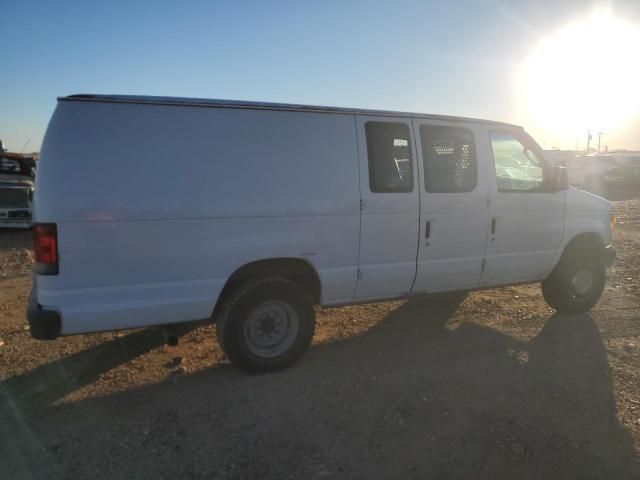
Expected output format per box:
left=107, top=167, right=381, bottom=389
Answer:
left=541, top=245, right=605, bottom=313
left=216, top=277, right=316, bottom=373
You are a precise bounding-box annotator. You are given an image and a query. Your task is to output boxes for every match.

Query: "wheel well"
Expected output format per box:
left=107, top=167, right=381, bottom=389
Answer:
left=212, top=258, right=321, bottom=319
left=565, top=232, right=603, bottom=252
left=560, top=232, right=605, bottom=264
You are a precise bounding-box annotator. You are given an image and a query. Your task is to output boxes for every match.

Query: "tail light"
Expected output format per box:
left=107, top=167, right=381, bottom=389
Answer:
left=33, top=223, right=59, bottom=275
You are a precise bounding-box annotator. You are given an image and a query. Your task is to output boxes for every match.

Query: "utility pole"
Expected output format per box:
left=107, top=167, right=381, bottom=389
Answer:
left=20, top=138, right=31, bottom=154
left=597, top=132, right=604, bottom=152
left=586, top=129, right=592, bottom=154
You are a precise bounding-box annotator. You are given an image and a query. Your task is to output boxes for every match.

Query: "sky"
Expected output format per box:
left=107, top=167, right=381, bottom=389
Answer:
left=2, top=0, right=639, bottom=153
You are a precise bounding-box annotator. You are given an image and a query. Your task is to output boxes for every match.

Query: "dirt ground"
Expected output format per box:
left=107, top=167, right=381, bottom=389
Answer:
left=1, top=197, right=639, bottom=479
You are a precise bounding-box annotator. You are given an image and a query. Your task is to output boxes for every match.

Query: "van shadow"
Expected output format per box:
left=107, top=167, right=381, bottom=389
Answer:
left=2, top=295, right=638, bottom=479
left=1, top=328, right=167, bottom=412
left=0, top=325, right=200, bottom=479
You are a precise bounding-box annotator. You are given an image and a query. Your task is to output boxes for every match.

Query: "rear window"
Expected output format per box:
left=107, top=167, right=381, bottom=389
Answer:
left=365, top=122, right=413, bottom=193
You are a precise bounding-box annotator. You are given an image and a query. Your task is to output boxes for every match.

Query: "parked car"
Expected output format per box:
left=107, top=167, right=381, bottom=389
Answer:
left=565, top=154, right=640, bottom=195
left=28, top=94, right=616, bottom=372
left=0, top=153, right=35, bottom=229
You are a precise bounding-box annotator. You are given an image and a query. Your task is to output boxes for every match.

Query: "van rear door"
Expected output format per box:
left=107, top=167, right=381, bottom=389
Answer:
left=353, top=115, right=420, bottom=299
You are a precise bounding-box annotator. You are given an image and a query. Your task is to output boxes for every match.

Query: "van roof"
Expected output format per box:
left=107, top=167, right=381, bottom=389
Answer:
left=61, top=94, right=521, bottom=129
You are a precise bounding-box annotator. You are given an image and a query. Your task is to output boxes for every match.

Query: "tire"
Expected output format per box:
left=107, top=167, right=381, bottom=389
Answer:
left=541, top=243, right=605, bottom=313
left=216, top=277, right=315, bottom=373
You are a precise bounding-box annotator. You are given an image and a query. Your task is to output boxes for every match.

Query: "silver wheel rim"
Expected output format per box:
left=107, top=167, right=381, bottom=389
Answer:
left=244, top=301, right=299, bottom=358
left=571, top=268, right=594, bottom=296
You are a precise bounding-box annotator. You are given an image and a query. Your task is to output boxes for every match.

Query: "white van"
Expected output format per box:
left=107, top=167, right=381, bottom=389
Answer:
left=28, top=94, right=616, bottom=372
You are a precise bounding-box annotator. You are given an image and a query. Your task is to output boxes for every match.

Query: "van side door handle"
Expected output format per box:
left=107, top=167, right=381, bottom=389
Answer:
left=491, top=217, right=496, bottom=235
left=425, top=220, right=431, bottom=239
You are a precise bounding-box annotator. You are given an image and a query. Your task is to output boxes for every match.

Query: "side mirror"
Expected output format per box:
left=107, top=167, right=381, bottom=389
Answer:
left=552, top=164, right=569, bottom=191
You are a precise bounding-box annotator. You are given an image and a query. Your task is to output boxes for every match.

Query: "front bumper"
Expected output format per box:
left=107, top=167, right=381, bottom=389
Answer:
left=26, top=285, right=61, bottom=340
left=604, top=245, right=616, bottom=267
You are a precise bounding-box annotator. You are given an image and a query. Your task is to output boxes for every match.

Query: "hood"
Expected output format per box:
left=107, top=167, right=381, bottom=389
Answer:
left=566, top=186, right=613, bottom=213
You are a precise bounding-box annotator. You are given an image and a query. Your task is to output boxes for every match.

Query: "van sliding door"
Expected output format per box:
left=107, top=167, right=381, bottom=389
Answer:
left=411, top=121, right=489, bottom=293
left=353, top=115, right=420, bottom=299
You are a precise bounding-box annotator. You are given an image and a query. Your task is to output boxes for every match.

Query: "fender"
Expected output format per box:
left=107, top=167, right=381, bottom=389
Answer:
left=547, top=187, right=614, bottom=275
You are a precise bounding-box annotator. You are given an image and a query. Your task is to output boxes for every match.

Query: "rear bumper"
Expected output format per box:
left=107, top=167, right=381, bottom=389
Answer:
left=604, top=245, right=616, bottom=267
left=0, top=206, right=32, bottom=228
left=26, top=285, right=61, bottom=340
left=0, top=222, right=32, bottom=229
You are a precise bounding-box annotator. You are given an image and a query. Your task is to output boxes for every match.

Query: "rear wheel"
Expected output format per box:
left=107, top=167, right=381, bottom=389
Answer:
left=216, top=277, right=315, bottom=373
left=542, top=242, right=605, bottom=313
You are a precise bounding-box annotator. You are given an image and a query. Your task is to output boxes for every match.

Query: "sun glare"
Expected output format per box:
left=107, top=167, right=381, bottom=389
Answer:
left=519, top=10, right=640, bottom=143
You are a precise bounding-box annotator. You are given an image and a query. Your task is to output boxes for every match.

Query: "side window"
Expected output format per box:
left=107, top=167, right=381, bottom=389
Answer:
left=365, top=122, right=413, bottom=193
left=490, top=133, right=545, bottom=192
left=420, top=125, right=477, bottom=192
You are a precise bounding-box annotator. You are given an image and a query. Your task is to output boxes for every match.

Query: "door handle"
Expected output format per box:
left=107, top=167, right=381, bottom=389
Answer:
left=491, top=217, right=496, bottom=235
left=425, top=220, right=431, bottom=239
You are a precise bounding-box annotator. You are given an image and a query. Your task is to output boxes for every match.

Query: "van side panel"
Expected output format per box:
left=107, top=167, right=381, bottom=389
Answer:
left=36, top=102, right=360, bottom=334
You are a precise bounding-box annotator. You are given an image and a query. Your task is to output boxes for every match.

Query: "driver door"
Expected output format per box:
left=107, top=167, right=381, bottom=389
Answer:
left=481, top=130, right=565, bottom=286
